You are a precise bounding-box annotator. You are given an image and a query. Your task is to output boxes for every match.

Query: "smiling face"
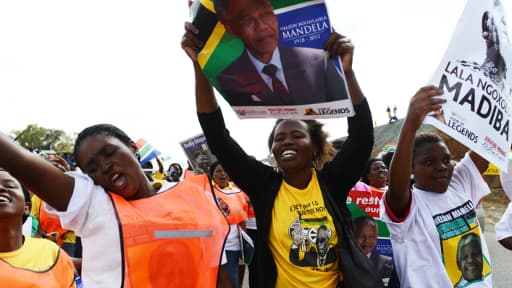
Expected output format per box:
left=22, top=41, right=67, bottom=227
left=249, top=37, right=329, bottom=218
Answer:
left=222, top=0, right=278, bottom=63
left=355, top=222, right=378, bottom=255
left=0, top=171, right=25, bottom=222
left=77, top=135, right=149, bottom=200
left=412, top=141, right=454, bottom=193
left=458, top=237, right=483, bottom=282
left=271, top=120, right=314, bottom=174
left=368, top=160, right=388, bottom=189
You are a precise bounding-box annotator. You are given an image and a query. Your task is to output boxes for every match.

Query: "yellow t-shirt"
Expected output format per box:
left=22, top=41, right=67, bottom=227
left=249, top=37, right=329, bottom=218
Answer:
left=0, top=237, right=61, bottom=271
left=269, top=169, right=341, bottom=287
left=152, top=171, right=166, bottom=180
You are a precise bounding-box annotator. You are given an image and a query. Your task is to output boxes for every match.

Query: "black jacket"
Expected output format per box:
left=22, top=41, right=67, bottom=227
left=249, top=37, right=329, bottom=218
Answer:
left=198, top=99, right=383, bottom=288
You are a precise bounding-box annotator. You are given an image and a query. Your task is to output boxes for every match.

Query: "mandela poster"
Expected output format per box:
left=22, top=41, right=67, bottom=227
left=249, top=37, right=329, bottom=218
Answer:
left=190, top=0, right=353, bottom=119
left=425, top=0, right=512, bottom=171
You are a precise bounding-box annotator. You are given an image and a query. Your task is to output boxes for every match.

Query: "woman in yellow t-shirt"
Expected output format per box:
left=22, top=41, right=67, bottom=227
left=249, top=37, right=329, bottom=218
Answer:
left=0, top=168, right=76, bottom=287
left=183, top=16, right=383, bottom=287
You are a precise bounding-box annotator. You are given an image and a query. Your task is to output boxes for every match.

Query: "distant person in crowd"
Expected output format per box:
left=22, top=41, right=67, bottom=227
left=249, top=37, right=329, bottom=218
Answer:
left=245, top=191, right=258, bottom=288
left=0, top=124, right=230, bottom=287
left=151, top=157, right=166, bottom=180
left=210, top=161, right=251, bottom=288
left=361, top=158, right=388, bottom=192
left=386, top=106, right=397, bottom=123
left=0, top=168, right=77, bottom=287
left=213, top=0, right=348, bottom=106
left=166, top=162, right=183, bottom=182
left=351, top=158, right=399, bottom=287
left=141, top=160, right=154, bottom=181
left=21, top=187, right=40, bottom=237
left=382, top=85, right=492, bottom=287
left=31, top=154, right=82, bottom=273
left=454, top=233, right=484, bottom=288
left=354, top=216, right=393, bottom=286
left=182, top=21, right=383, bottom=287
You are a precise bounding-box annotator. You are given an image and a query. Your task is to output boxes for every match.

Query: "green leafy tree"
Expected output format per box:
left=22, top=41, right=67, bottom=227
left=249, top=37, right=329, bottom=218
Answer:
left=11, top=124, right=76, bottom=153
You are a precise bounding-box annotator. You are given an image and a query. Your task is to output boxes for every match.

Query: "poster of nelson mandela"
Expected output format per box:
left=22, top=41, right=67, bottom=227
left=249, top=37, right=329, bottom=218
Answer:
left=426, top=0, right=512, bottom=171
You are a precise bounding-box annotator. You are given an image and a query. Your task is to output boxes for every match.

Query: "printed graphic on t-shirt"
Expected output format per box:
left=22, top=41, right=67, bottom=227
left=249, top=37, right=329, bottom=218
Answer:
left=288, top=215, right=337, bottom=271
left=433, top=200, right=491, bottom=287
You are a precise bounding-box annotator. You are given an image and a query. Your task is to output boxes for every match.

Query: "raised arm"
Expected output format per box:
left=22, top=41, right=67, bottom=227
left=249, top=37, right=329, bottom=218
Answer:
left=0, top=133, right=74, bottom=211
left=181, top=22, right=219, bottom=114
left=468, top=151, right=489, bottom=174
left=324, top=32, right=364, bottom=105
left=386, top=86, right=445, bottom=217
left=155, top=156, right=164, bottom=174
left=321, top=34, right=373, bottom=204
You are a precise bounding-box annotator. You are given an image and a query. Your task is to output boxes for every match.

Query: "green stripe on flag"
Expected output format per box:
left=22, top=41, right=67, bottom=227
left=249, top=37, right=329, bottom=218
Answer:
left=301, top=216, right=328, bottom=225
left=271, top=0, right=312, bottom=9
left=139, top=144, right=152, bottom=156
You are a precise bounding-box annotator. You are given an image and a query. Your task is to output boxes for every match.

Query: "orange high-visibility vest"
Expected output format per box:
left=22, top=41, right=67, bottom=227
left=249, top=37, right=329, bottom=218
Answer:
left=109, top=174, right=229, bottom=288
left=212, top=185, right=249, bottom=225
left=0, top=244, right=76, bottom=287
left=183, top=168, right=196, bottom=179
left=39, top=201, right=69, bottom=246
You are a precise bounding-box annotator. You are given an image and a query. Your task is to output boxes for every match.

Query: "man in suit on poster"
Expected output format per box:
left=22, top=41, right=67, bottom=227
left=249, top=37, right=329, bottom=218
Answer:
left=214, top=0, right=349, bottom=106
left=354, top=216, right=393, bottom=286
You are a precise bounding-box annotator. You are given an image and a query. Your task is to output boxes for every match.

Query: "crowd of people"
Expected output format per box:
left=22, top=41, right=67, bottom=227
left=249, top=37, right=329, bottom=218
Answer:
left=1, top=0, right=511, bottom=287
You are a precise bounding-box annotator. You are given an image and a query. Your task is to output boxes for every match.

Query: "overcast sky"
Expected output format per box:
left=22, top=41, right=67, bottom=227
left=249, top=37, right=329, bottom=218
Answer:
left=0, top=0, right=510, bottom=165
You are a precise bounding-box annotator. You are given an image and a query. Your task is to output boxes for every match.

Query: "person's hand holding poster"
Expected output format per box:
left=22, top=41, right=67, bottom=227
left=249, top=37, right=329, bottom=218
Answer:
left=190, top=0, right=353, bottom=119
left=426, top=0, right=512, bottom=171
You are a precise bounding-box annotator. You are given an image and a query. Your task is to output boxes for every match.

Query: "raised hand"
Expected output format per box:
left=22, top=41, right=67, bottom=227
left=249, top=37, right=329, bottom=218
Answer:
left=181, top=22, right=203, bottom=63
left=404, top=85, right=445, bottom=131
left=324, top=32, right=354, bottom=74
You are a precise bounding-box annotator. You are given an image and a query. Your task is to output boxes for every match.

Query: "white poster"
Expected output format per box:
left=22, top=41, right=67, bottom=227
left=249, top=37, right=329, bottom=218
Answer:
left=426, top=0, right=512, bottom=171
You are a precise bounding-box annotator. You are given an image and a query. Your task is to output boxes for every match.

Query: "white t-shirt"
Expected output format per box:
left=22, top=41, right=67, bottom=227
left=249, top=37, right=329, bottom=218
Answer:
left=499, top=159, right=512, bottom=200
left=380, top=154, right=492, bottom=288
left=496, top=202, right=512, bottom=241
left=46, top=172, right=123, bottom=287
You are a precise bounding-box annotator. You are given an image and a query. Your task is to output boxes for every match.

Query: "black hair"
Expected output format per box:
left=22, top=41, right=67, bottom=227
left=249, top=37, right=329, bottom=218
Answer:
left=168, top=163, right=183, bottom=176
left=267, top=119, right=336, bottom=169
left=22, top=186, right=31, bottom=203
left=0, top=168, right=31, bottom=223
left=331, top=139, right=345, bottom=151
left=0, top=167, right=30, bottom=202
left=73, top=124, right=134, bottom=169
left=361, top=158, right=385, bottom=185
left=413, top=133, right=445, bottom=162
left=209, top=161, right=221, bottom=179
left=381, top=151, right=394, bottom=169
